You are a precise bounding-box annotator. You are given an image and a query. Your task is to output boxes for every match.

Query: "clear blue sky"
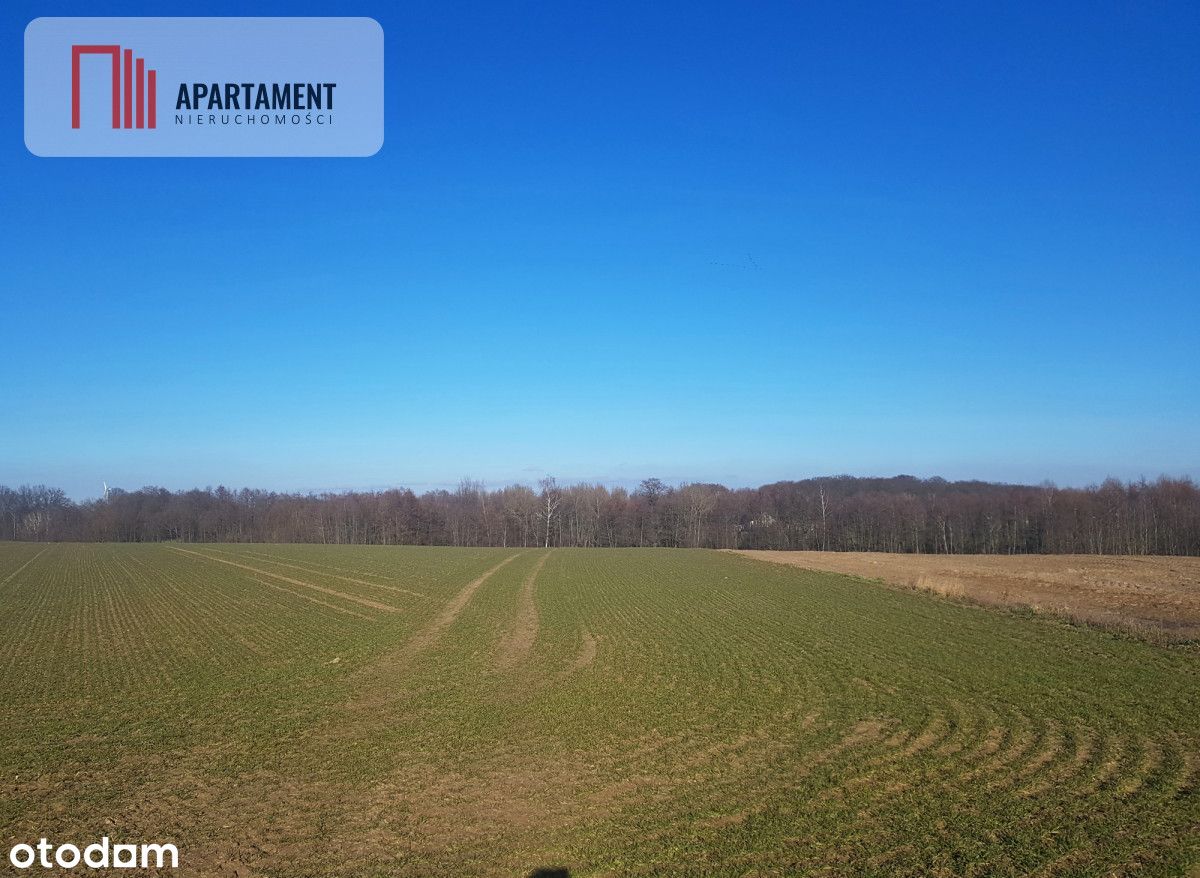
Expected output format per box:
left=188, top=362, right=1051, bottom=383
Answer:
left=3, top=1, right=1197, bottom=500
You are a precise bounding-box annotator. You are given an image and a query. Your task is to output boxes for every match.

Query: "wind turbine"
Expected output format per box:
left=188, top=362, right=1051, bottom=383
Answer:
left=103, top=481, right=110, bottom=501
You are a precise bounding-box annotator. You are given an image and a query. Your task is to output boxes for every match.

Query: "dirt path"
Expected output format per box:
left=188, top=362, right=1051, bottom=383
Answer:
left=730, top=550, right=1200, bottom=642
left=494, top=552, right=550, bottom=670
left=169, top=547, right=399, bottom=613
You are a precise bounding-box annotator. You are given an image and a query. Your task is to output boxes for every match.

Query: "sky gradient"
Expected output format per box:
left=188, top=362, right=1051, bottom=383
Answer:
left=3, top=0, right=1198, bottom=500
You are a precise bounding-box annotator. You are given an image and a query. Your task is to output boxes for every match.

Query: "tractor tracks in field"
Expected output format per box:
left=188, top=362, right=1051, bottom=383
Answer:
left=0, top=546, right=47, bottom=586
left=168, top=546, right=399, bottom=613
left=119, top=550, right=528, bottom=877
left=238, top=549, right=428, bottom=597
left=321, top=551, right=524, bottom=744
left=494, top=552, right=550, bottom=670
left=143, top=547, right=618, bottom=875
left=491, top=551, right=601, bottom=679
left=337, top=551, right=523, bottom=713
left=403, top=553, right=520, bottom=659
left=561, top=629, right=599, bottom=676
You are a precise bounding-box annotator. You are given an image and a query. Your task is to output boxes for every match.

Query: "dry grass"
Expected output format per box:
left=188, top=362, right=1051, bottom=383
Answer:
left=732, top=550, right=1200, bottom=642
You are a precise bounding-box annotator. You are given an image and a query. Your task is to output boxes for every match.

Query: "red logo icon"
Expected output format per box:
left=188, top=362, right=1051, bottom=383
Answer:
left=71, top=45, right=156, bottom=129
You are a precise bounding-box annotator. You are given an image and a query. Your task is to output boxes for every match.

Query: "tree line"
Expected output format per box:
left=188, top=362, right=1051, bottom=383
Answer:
left=3, top=474, right=1198, bottom=555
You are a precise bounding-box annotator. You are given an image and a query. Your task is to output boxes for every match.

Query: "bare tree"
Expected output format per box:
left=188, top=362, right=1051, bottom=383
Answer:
left=537, top=476, right=562, bottom=549
left=679, top=483, right=719, bottom=547
left=819, top=485, right=830, bottom=551
left=3, top=475, right=1198, bottom=556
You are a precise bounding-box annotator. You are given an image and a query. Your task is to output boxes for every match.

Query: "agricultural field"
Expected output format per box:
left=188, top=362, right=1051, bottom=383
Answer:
left=0, top=543, right=1197, bottom=877
left=734, top=550, right=1200, bottom=643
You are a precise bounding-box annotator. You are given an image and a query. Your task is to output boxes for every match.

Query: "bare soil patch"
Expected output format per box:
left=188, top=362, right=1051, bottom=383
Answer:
left=731, top=550, right=1200, bottom=642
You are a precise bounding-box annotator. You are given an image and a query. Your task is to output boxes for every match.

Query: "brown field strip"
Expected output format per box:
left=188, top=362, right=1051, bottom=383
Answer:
left=494, top=551, right=550, bottom=670
left=168, top=547, right=399, bottom=612
left=730, top=550, right=1200, bottom=641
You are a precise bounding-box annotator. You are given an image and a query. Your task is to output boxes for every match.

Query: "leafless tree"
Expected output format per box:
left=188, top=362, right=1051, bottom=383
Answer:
left=679, top=483, right=719, bottom=547
left=4, top=474, right=1198, bottom=556
left=819, top=486, right=830, bottom=551
left=537, top=476, right=562, bottom=549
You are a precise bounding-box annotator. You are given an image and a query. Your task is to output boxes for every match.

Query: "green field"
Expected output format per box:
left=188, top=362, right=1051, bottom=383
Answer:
left=1, top=543, right=1197, bottom=877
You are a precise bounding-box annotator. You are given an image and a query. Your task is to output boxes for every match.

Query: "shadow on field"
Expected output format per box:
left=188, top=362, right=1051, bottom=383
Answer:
left=527, top=869, right=570, bottom=878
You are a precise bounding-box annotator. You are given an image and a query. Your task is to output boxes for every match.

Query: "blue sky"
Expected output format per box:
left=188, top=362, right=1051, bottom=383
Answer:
left=3, top=1, right=1197, bottom=500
